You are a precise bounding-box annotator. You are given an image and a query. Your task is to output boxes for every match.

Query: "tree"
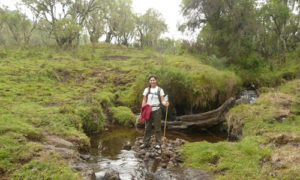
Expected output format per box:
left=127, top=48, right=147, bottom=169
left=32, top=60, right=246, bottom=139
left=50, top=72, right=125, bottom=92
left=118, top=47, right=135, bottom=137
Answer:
left=259, top=0, right=294, bottom=61
left=181, top=0, right=259, bottom=62
left=0, top=7, right=36, bottom=45
left=100, top=0, right=119, bottom=43
left=85, top=2, right=105, bottom=43
left=22, top=0, right=99, bottom=47
left=136, top=8, right=168, bottom=48
left=114, top=0, right=135, bottom=46
left=85, top=0, right=135, bottom=45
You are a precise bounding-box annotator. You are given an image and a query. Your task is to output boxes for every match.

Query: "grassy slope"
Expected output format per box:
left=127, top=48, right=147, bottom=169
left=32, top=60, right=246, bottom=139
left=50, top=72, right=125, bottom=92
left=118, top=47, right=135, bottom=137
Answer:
left=181, top=80, right=300, bottom=180
left=0, top=44, right=240, bottom=179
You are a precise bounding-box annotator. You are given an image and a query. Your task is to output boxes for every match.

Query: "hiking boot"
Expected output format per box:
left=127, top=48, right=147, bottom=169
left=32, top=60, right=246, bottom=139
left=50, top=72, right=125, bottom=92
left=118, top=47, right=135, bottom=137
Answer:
left=140, top=144, right=149, bottom=149
left=154, top=144, right=161, bottom=149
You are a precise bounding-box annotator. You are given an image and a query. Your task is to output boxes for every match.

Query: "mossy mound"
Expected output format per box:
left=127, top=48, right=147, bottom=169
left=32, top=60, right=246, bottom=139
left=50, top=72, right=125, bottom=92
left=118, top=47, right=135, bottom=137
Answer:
left=111, top=106, right=136, bottom=126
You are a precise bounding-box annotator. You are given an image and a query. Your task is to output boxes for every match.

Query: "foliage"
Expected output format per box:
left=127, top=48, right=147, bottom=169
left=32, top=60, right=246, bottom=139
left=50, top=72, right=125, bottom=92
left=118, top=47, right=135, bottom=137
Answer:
left=181, top=0, right=258, bottom=61
left=136, top=8, right=168, bottom=48
left=21, top=0, right=97, bottom=47
left=0, top=7, right=35, bottom=45
left=155, top=38, right=182, bottom=54
left=180, top=0, right=300, bottom=69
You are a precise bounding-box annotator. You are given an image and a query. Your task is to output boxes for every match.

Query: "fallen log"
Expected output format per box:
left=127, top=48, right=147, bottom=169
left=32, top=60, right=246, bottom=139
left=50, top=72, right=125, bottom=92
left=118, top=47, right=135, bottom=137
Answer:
left=136, top=97, right=236, bottom=130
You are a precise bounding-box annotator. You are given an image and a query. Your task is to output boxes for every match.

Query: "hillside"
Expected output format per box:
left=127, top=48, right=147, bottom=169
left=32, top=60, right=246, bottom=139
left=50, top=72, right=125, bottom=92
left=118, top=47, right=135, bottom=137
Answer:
left=0, top=44, right=240, bottom=179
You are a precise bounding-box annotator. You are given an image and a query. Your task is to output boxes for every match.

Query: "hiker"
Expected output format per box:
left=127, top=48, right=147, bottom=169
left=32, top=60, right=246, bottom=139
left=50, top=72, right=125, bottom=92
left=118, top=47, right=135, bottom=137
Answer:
left=140, top=74, right=169, bottom=149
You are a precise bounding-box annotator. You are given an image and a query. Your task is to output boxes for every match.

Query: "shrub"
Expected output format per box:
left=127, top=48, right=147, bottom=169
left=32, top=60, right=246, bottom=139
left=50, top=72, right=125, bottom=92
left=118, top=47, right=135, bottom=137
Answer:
left=110, top=106, right=136, bottom=126
left=79, top=106, right=106, bottom=135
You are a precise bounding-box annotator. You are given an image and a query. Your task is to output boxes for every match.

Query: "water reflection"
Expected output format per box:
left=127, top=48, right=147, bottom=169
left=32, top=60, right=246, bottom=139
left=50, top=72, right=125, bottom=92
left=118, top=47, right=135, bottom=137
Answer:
left=90, top=125, right=227, bottom=180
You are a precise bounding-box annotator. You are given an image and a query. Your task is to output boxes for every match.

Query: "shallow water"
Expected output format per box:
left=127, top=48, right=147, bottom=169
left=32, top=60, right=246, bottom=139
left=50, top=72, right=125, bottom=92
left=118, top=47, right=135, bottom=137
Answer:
left=89, top=126, right=226, bottom=180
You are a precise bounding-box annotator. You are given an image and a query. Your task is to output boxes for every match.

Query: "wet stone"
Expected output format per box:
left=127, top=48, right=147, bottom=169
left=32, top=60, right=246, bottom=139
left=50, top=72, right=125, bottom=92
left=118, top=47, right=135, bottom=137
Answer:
left=123, top=144, right=131, bottom=150
left=145, top=152, right=151, bottom=159
left=161, top=162, right=168, bottom=169
left=95, top=169, right=121, bottom=180
left=80, top=154, right=91, bottom=161
left=133, top=135, right=186, bottom=169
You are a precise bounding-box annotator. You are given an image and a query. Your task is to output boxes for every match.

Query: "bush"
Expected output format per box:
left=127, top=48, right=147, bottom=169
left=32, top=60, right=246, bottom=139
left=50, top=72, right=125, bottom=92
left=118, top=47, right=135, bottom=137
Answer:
left=110, top=106, right=136, bottom=126
left=79, top=106, right=106, bottom=134
left=203, top=55, right=227, bottom=70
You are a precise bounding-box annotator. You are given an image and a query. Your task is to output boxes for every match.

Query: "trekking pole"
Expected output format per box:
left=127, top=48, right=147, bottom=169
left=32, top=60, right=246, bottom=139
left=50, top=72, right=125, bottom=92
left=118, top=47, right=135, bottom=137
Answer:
left=162, top=95, right=168, bottom=159
left=163, top=106, right=168, bottom=138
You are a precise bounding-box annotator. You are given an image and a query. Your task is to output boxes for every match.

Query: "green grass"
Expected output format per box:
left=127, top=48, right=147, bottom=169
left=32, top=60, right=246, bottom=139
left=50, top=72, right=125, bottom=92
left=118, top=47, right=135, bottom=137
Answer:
left=181, top=80, right=300, bottom=179
left=1, top=43, right=297, bottom=179
left=0, top=43, right=243, bottom=178
left=182, top=136, right=272, bottom=180
left=111, top=106, right=136, bottom=126
left=11, top=153, right=81, bottom=180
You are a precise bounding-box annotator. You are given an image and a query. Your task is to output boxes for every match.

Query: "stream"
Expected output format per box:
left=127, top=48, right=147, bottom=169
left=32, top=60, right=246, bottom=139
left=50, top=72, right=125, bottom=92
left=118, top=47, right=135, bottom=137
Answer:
left=87, top=126, right=227, bottom=180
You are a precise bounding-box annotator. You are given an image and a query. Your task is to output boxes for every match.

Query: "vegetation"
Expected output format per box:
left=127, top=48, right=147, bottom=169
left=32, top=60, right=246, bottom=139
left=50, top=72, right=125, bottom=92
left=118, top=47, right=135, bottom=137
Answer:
left=129, top=65, right=240, bottom=114
left=181, top=80, right=300, bottom=179
left=12, top=153, right=81, bottom=180
left=180, top=0, right=300, bottom=87
left=0, top=43, right=242, bottom=178
left=0, top=0, right=168, bottom=48
left=0, top=0, right=299, bottom=179
left=111, top=106, right=136, bottom=126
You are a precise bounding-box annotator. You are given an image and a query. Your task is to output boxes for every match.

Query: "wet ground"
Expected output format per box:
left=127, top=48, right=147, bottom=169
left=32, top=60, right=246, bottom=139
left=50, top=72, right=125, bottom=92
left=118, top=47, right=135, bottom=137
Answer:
left=87, top=126, right=226, bottom=180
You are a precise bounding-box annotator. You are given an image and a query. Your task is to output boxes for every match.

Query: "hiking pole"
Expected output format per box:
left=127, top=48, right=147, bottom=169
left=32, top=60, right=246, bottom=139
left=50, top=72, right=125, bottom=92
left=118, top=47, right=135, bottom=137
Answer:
left=162, top=95, right=169, bottom=159
left=163, top=106, right=168, bottom=139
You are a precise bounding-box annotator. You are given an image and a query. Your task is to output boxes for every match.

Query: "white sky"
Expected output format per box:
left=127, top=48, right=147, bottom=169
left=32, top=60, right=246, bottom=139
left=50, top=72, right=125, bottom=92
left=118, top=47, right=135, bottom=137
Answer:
left=0, top=0, right=195, bottom=40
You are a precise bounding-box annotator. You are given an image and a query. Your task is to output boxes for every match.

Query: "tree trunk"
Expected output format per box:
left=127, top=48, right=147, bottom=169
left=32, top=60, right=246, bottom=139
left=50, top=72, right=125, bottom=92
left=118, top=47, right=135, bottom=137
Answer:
left=105, top=31, right=113, bottom=43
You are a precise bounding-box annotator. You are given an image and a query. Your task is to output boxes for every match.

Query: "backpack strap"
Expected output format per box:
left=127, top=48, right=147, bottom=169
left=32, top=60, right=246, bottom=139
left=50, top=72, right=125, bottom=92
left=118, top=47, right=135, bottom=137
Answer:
left=158, top=87, right=162, bottom=105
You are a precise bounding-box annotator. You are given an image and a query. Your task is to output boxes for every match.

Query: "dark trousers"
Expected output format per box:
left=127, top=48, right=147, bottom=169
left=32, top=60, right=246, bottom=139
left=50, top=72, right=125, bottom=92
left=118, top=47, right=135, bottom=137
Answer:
left=143, top=108, right=162, bottom=145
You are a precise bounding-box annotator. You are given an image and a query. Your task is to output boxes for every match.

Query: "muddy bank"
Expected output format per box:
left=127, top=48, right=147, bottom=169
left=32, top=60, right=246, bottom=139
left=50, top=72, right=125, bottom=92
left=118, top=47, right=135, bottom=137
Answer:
left=42, top=134, right=94, bottom=179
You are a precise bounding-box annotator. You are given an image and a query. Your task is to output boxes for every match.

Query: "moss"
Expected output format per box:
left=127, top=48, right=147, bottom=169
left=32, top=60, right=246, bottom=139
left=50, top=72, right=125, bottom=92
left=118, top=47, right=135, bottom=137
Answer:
left=226, top=81, right=299, bottom=138
left=182, top=80, right=300, bottom=179
left=182, top=136, right=272, bottom=180
left=110, top=106, right=136, bottom=126
left=12, top=153, right=81, bottom=180
left=79, top=106, right=106, bottom=135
